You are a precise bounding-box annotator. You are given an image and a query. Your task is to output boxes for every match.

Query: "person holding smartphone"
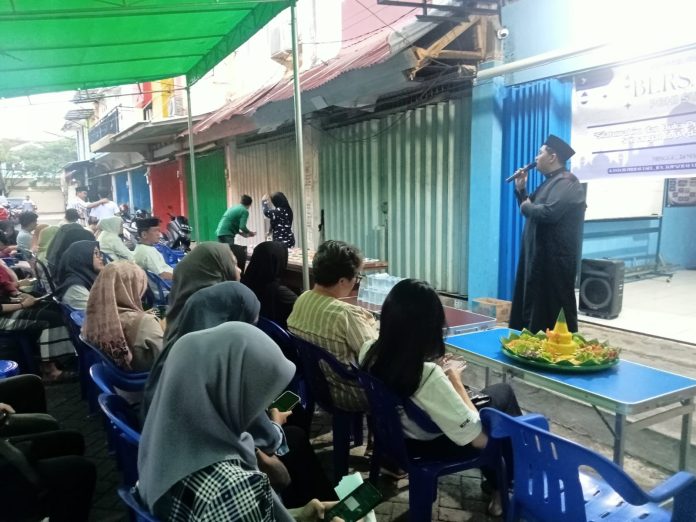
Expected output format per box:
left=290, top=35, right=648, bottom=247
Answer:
left=0, top=259, right=75, bottom=382
left=359, top=279, right=522, bottom=517
left=138, top=322, right=339, bottom=521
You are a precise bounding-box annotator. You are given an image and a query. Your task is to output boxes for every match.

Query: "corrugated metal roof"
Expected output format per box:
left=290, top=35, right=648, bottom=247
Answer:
left=194, top=1, right=431, bottom=133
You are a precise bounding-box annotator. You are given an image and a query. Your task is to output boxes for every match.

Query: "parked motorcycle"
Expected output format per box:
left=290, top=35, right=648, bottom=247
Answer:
left=121, top=208, right=150, bottom=250
left=162, top=213, right=192, bottom=252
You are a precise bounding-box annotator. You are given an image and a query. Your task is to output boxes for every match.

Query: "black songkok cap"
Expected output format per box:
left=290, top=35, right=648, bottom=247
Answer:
left=136, top=217, right=161, bottom=231
left=544, top=134, right=575, bottom=162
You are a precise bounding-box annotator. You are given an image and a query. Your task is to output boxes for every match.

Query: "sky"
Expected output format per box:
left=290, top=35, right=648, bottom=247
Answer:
left=0, top=91, right=76, bottom=142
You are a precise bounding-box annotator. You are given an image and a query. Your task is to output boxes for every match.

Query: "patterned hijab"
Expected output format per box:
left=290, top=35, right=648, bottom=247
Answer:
left=54, top=240, right=100, bottom=300
left=138, top=323, right=295, bottom=517
left=141, top=282, right=260, bottom=420
left=82, top=262, right=148, bottom=370
left=163, top=242, right=238, bottom=345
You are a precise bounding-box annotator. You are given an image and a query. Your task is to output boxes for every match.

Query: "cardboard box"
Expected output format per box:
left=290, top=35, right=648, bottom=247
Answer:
left=471, top=297, right=511, bottom=322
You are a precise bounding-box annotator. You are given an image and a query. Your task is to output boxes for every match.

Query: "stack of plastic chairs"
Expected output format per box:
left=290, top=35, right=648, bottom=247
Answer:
left=154, top=243, right=185, bottom=267
left=0, top=359, right=19, bottom=378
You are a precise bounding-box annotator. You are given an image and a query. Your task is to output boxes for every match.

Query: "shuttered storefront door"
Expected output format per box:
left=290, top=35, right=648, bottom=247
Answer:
left=185, top=149, right=227, bottom=242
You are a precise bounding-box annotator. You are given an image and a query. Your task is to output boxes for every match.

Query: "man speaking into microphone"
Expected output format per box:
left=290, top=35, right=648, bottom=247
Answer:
left=509, top=134, right=586, bottom=334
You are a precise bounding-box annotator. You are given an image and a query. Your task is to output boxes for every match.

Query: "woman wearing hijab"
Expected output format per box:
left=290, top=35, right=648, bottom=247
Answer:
left=242, top=241, right=298, bottom=328
left=82, top=262, right=163, bottom=371
left=261, top=192, right=295, bottom=248
left=30, top=224, right=48, bottom=254
left=162, top=242, right=239, bottom=346
left=54, top=240, right=104, bottom=310
left=138, top=322, right=336, bottom=521
left=97, top=216, right=134, bottom=261
left=36, top=225, right=59, bottom=264
left=142, top=281, right=260, bottom=419
left=0, top=260, right=75, bottom=382
left=45, top=224, right=94, bottom=274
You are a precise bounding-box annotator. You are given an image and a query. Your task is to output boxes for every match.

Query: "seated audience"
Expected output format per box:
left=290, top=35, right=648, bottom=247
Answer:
left=83, top=262, right=163, bottom=371
left=138, top=322, right=336, bottom=521
left=133, top=218, right=172, bottom=281
left=0, top=229, right=17, bottom=257
left=31, top=224, right=48, bottom=254
left=61, top=208, right=81, bottom=226
left=0, top=260, right=75, bottom=382
left=287, top=240, right=377, bottom=412
left=45, top=223, right=94, bottom=274
left=0, top=421, right=95, bottom=521
left=98, top=216, right=134, bottom=261
left=143, top=281, right=259, bottom=418
left=16, top=211, right=38, bottom=253
left=162, top=242, right=240, bottom=347
left=360, top=278, right=522, bottom=517
left=55, top=240, right=103, bottom=310
left=242, top=241, right=298, bottom=328
left=0, top=219, right=18, bottom=245
left=0, top=374, right=58, bottom=438
left=35, top=225, right=59, bottom=264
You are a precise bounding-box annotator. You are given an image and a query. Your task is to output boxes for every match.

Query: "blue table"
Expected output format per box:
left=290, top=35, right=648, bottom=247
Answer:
left=446, top=328, right=696, bottom=469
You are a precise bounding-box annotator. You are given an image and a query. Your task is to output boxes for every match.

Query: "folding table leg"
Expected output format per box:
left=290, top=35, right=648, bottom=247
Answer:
left=680, top=398, right=693, bottom=470
left=613, top=413, right=626, bottom=466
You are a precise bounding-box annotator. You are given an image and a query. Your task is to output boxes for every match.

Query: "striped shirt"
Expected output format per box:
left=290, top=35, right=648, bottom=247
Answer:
left=287, top=290, right=377, bottom=411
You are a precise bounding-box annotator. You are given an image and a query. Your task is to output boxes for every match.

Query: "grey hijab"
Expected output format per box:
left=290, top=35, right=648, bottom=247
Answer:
left=141, top=282, right=261, bottom=420
left=137, top=322, right=295, bottom=516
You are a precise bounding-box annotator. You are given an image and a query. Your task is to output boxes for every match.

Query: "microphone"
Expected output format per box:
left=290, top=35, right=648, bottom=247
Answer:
left=505, top=161, right=536, bottom=183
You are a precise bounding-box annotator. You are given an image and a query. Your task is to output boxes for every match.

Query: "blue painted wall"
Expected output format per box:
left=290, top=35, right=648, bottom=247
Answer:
left=661, top=206, right=696, bottom=269
left=114, top=173, right=129, bottom=206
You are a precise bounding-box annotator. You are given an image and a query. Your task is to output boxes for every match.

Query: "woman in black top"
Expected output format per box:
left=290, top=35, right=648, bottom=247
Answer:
left=241, top=241, right=297, bottom=328
left=261, top=192, right=295, bottom=248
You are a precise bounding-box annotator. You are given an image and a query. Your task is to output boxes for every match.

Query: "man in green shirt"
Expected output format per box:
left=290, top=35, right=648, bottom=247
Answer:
left=216, top=194, right=256, bottom=273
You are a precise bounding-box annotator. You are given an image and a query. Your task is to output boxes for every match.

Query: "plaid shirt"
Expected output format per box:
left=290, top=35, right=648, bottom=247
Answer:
left=161, top=458, right=273, bottom=521
left=287, top=290, right=377, bottom=412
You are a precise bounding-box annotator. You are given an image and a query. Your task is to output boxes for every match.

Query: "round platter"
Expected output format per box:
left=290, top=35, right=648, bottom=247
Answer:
left=500, top=343, right=619, bottom=373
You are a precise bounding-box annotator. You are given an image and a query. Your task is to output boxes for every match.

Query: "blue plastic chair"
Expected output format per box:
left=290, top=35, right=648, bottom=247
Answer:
left=0, top=332, right=38, bottom=375
left=145, top=270, right=171, bottom=306
left=352, top=365, right=500, bottom=521
left=79, top=334, right=149, bottom=385
left=90, top=363, right=148, bottom=396
left=256, top=317, right=314, bottom=415
left=480, top=408, right=696, bottom=522
left=117, top=486, right=160, bottom=522
left=0, top=359, right=19, bottom=378
left=154, top=243, right=185, bottom=267
left=289, top=333, right=364, bottom=482
left=98, top=393, right=141, bottom=488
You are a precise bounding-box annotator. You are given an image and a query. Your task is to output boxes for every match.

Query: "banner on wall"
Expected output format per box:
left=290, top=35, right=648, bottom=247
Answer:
left=571, top=49, right=696, bottom=181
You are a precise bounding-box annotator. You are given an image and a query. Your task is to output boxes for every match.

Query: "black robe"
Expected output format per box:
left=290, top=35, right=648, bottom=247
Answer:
left=509, top=169, right=586, bottom=333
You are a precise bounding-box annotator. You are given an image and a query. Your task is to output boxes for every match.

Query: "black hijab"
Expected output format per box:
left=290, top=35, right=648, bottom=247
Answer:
left=55, top=240, right=100, bottom=300
left=241, top=241, right=297, bottom=327
left=46, top=224, right=95, bottom=273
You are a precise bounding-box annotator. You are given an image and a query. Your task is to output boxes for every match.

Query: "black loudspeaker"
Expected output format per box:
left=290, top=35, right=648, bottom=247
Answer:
left=579, top=259, right=625, bottom=319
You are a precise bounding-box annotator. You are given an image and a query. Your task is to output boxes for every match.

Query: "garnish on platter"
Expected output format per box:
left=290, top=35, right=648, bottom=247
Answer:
left=500, top=309, right=620, bottom=372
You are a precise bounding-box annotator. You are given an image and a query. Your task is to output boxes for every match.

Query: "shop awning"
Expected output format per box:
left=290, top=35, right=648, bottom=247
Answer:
left=94, top=115, right=204, bottom=153
left=0, top=1, right=290, bottom=98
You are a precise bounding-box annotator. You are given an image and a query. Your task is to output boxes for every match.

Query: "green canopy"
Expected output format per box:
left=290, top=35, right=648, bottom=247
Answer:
left=0, top=0, right=290, bottom=98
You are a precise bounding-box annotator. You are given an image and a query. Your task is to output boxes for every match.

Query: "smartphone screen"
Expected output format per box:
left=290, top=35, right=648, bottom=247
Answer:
left=325, top=481, right=382, bottom=522
left=269, top=390, right=300, bottom=412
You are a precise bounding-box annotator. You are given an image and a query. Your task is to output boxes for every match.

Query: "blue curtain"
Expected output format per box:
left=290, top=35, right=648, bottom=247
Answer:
left=130, top=168, right=152, bottom=213
left=497, top=78, right=572, bottom=300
